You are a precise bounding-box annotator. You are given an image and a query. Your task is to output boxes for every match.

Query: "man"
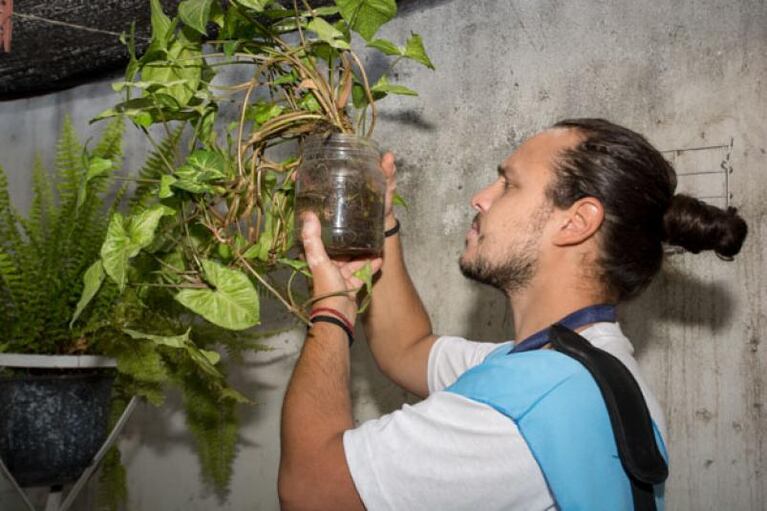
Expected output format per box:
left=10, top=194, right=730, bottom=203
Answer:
left=278, top=119, right=747, bottom=510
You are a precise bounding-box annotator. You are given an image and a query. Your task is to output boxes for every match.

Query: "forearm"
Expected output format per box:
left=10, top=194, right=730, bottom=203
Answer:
left=279, top=323, right=355, bottom=506
left=363, top=215, right=433, bottom=374
left=281, top=323, right=352, bottom=467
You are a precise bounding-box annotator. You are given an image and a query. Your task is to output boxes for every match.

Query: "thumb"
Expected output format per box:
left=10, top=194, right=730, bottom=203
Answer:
left=300, top=212, right=330, bottom=270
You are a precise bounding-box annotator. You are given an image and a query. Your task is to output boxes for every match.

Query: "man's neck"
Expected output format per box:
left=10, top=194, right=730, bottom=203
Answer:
left=508, top=284, right=611, bottom=342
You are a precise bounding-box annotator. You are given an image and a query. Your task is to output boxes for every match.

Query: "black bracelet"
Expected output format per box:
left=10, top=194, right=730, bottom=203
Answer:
left=384, top=218, right=401, bottom=238
left=310, top=315, right=354, bottom=346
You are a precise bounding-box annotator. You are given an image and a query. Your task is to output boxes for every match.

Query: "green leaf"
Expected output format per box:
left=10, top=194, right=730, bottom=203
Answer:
left=76, top=157, right=113, bottom=210
left=298, top=93, right=322, bottom=112
left=133, top=111, right=154, bottom=128
left=123, top=328, right=190, bottom=349
left=175, top=260, right=260, bottom=330
left=335, top=0, right=396, bottom=41
left=101, top=205, right=175, bottom=290
left=100, top=213, right=133, bottom=290
left=159, top=175, right=177, bottom=198
left=223, top=40, right=239, bottom=57
left=306, top=18, right=350, bottom=49
left=149, top=0, right=173, bottom=43
left=245, top=102, right=285, bottom=126
left=371, top=75, right=418, bottom=96
left=111, top=79, right=188, bottom=93
left=178, top=0, right=214, bottom=35
left=70, top=261, right=105, bottom=327
left=172, top=150, right=228, bottom=194
left=142, top=34, right=203, bottom=107
left=220, top=387, right=250, bottom=403
left=235, top=0, right=270, bottom=11
left=403, top=33, right=434, bottom=69
left=352, top=82, right=368, bottom=108
left=392, top=192, right=409, bottom=210
left=367, top=38, right=401, bottom=56
left=123, top=328, right=223, bottom=379
left=278, top=258, right=311, bottom=277
left=185, top=149, right=228, bottom=178
left=92, top=98, right=155, bottom=123
left=352, top=261, right=375, bottom=313
left=273, top=70, right=299, bottom=85
left=130, top=204, right=175, bottom=247
left=310, top=6, right=340, bottom=16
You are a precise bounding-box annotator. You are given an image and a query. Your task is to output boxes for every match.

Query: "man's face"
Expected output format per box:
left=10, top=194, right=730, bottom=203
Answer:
left=459, top=129, right=580, bottom=294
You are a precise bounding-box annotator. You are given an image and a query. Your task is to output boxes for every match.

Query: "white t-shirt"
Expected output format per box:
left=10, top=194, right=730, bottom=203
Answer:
left=343, top=322, right=667, bottom=511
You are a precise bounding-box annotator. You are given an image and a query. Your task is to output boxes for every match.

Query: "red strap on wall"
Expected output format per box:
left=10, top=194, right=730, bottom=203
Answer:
left=0, top=0, right=12, bottom=53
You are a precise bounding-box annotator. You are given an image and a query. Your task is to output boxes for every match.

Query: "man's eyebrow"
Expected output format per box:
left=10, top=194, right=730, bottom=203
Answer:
left=497, top=164, right=517, bottom=178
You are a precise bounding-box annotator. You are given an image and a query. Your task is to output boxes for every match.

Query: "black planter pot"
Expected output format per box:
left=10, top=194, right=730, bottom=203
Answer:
left=0, top=368, right=114, bottom=487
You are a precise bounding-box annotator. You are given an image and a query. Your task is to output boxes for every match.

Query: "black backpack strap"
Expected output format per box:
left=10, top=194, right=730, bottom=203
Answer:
left=548, top=323, right=668, bottom=511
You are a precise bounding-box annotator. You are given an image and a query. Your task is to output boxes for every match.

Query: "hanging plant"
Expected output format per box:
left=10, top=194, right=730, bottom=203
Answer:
left=84, top=0, right=432, bottom=330
left=73, top=0, right=433, bottom=498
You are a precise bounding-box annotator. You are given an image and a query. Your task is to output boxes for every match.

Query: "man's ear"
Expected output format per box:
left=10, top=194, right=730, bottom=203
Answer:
left=552, top=197, right=605, bottom=247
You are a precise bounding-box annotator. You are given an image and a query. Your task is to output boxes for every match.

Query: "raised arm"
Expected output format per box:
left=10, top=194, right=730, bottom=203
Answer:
left=362, top=152, right=438, bottom=398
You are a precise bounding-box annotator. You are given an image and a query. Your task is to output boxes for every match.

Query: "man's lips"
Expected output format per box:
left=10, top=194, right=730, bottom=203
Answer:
left=467, top=214, right=481, bottom=242
left=471, top=214, right=481, bottom=234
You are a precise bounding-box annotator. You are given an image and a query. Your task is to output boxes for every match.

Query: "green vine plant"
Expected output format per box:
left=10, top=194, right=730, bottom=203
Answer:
left=69, top=0, right=432, bottom=501
left=81, top=0, right=433, bottom=336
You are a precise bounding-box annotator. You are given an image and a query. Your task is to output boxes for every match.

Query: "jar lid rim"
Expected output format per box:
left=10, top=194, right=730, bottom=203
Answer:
left=304, top=133, right=380, bottom=152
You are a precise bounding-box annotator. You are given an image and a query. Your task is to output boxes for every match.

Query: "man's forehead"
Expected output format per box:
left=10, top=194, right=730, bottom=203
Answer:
left=501, top=128, right=581, bottom=175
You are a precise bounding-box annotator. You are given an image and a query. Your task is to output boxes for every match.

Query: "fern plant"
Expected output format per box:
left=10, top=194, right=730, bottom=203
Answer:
left=0, top=115, right=125, bottom=355
left=0, top=117, right=265, bottom=506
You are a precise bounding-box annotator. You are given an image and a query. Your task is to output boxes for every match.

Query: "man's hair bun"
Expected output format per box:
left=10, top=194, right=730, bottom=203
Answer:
left=663, top=194, right=748, bottom=258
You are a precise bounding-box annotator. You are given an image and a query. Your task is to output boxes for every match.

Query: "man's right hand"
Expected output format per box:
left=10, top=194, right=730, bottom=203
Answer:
left=364, top=151, right=437, bottom=398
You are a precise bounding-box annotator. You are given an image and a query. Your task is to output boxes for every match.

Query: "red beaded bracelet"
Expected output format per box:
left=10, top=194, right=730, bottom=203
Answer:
left=310, top=307, right=355, bottom=333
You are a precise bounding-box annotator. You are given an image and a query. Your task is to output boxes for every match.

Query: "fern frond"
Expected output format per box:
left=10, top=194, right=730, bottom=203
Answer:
left=130, top=126, right=184, bottom=212
left=54, top=116, right=84, bottom=209
left=19, top=155, right=55, bottom=250
left=182, top=372, right=238, bottom=493
left=0, top=166, right=24, bottom=254
left=94, top=117, right=125, bottom=162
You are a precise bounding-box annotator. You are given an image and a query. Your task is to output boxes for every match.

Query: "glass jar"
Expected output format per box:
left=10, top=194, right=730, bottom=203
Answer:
left=295, top=133, right=385, bottom=257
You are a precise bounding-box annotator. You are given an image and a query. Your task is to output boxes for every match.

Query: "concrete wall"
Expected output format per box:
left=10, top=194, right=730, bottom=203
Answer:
left=1, top=0, right=765, bottom=509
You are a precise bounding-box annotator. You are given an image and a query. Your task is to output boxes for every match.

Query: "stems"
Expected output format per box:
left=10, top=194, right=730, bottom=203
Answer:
left=238, top=256, right=310, bottom=326
left=348, top=50, right=377, bottom=137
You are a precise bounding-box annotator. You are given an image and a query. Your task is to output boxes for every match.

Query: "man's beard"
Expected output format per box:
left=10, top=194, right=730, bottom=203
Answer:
left=459, top=236, right=538, bottom=293
left=459, top=204, right=551, bottom=294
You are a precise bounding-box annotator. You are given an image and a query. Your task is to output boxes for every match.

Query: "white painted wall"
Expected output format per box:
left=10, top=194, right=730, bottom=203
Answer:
left=1, top=0, right=765, bottom=509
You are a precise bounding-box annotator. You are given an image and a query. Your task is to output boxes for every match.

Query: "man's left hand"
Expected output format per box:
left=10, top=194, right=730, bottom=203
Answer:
left=300, top=212, right=383, bottom=322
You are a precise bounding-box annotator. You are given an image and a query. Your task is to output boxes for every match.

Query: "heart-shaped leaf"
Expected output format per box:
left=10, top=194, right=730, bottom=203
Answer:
left=175, top=260, right=260, bottom=330
left=179, top=0, right=214, bottom=35
left=336, top=0, right=397, bottom=41
left=101, top=205, right=175, bottom=290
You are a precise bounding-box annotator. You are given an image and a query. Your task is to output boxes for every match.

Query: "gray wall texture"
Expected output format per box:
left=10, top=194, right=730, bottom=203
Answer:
left=0, top=0, right=765, bottom=509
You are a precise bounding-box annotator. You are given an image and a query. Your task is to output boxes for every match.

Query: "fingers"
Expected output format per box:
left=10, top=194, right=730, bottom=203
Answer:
left=381, top=151, right=397, bottom=180
left=300, top=212, right=330, bottom=270
left=339, top=257, right=383, bottom=287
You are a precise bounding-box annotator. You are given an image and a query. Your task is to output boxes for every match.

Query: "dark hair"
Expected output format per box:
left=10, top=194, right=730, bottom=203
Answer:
left=548, top=118, right=748, bottom=301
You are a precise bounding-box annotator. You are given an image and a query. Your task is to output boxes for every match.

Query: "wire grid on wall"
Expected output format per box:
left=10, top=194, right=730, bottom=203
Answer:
left=660, top=138, right=734, bottom=254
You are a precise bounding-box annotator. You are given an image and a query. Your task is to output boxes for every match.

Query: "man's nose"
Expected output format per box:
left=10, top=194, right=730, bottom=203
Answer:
left=471, top=183, right=498, bottom=213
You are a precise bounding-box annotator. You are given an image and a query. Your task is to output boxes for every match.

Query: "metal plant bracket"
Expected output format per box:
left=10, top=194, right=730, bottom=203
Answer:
left=0, top=0, right=11, bottom=52
left=0, top=396, right=138, bottom=511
